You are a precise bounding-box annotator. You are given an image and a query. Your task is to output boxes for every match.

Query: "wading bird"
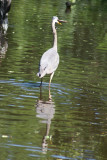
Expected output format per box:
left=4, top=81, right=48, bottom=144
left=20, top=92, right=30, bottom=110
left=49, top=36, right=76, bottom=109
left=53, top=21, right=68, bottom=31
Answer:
left=37, top=16, right=66, bottom=92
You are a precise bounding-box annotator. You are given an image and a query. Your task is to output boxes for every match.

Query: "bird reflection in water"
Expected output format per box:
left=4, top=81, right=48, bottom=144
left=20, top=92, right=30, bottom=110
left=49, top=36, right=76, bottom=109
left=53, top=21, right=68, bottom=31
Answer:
left=0, top=0, right=12, bottom=63
left=36, top=87, right=55, bottom=154
left=0, top=0, right=12, bottom=33
left=65, top=1, right=72, bottom=13
left=65, top=1, right=76, bottom=13
left=0, top=29, right=8, bottom=64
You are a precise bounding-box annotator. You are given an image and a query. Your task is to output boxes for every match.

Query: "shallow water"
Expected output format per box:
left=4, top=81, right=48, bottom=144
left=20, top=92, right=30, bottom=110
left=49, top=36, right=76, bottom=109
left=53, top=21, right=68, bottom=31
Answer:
left=0, top=0, right=107, bottom=160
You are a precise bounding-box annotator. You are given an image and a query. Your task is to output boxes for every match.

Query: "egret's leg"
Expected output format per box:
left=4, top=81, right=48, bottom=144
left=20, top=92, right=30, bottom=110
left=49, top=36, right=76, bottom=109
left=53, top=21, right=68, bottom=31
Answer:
left=49, top=72, right=54, bottom=88
left=49, top=86, right=51, bottom=100
left=40, top=78, right=42, bottom=87
left=49, top=72, right=54, bottom=100
left=40, top=83, right=42, bottom=100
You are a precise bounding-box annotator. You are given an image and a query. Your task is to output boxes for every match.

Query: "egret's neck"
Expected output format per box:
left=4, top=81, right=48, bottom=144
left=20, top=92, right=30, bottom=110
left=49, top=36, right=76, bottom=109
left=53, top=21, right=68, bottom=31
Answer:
left=52, top=22, right=57, bottom=52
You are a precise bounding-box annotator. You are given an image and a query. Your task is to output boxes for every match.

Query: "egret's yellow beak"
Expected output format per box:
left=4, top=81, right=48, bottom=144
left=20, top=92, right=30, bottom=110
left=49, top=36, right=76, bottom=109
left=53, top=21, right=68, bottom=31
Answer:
left=58, top=20, right=67, bottom=24
left=57, top=21, right=62, bottom=25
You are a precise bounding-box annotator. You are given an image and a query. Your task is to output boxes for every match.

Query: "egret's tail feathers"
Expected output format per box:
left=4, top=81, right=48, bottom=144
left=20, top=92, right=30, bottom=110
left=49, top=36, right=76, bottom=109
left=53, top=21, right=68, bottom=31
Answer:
left=37, top=72, right=41, bottom=78
left=37, top=71, right=46, bottom=78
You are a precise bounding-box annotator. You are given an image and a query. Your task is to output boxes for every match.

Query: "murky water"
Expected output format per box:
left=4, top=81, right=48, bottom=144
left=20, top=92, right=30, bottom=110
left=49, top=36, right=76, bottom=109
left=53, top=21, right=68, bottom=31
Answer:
left=0, top=0, right=107, bottom=160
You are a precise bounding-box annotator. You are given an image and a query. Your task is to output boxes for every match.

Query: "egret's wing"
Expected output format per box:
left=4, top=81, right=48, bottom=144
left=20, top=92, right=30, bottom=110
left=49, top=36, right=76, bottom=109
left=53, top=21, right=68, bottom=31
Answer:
left=38, top=48, right=59, bottom=77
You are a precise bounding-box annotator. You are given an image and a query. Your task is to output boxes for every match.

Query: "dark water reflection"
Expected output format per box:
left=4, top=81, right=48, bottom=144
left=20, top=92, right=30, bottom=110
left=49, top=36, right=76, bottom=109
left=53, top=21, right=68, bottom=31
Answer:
left=0, top=0, right=107, bottom=160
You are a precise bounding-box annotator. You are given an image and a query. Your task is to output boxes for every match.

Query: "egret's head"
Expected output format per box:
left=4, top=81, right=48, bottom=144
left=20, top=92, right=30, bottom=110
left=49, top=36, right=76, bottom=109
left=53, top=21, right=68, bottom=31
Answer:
left=52, top=16, right=67, bottom=25
left=52, top=16, right=61, bottom=25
